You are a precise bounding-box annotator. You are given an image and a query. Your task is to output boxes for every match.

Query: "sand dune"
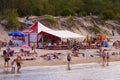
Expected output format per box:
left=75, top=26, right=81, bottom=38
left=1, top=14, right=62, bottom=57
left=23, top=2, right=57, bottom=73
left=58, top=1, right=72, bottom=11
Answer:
left=0, top=24, right=10, bottom=42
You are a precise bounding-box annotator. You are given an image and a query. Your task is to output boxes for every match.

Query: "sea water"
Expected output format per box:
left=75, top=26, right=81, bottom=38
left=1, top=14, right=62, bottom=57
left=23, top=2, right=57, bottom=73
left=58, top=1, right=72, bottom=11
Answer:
left=0, top=62, right=120, bottom=80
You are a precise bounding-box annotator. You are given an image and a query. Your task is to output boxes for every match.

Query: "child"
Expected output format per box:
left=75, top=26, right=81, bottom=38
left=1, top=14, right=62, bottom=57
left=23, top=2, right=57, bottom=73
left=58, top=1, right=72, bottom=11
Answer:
left=106, top=52, right=110, bottom=66
left=11, top=59, right=16, bottom=72
left=102, top=49, right=107, bottom=66
left=16, top=55, right=22, bottom=73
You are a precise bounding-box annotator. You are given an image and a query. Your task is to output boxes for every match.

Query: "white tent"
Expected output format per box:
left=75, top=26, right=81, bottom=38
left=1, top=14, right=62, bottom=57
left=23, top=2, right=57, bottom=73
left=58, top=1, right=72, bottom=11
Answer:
left=22, top=22, right=85, bottom=48
left=40, top=30, right=85, bottom=39
left=36, top=22, right=85, bottom=38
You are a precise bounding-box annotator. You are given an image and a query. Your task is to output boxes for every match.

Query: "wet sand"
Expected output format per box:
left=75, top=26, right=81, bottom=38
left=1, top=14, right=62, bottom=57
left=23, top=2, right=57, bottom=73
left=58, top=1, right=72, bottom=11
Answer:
left=0, top=62, right=120, bottom=80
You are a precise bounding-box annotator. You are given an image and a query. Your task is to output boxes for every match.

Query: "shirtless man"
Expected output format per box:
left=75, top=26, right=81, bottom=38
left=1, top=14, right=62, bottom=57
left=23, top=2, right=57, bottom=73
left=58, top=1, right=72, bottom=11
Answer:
left=3, top=50, right=10, bottom=71
left=16, top=55, right=22, bottom=72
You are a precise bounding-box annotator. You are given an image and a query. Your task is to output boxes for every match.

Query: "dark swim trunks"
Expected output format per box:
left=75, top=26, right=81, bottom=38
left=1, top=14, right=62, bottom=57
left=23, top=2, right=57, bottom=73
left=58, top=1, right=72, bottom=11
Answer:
left=107, top=56, right=109, bottom=59
left=17, top=62, right=21, bottom=67
left=5, top=58, right=8, bottom=62
left=67, top=58, right=71, bottom=62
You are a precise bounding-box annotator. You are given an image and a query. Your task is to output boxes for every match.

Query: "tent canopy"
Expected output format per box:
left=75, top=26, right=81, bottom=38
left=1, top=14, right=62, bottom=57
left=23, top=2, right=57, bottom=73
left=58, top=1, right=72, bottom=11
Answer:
left=39, top=30, right=85, bottom=39
left=22, top=22, right=52, bottom=33
left=22, top=22, right=85, bottom=39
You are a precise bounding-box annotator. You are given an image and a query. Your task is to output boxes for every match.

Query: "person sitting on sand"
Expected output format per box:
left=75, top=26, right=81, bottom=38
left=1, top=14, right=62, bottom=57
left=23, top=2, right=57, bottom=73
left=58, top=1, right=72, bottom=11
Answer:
left=16, top=55, right=22, bottom=72
left=6, top=45, right=11, bottom=52
left=20, top=49, right=28, bottom=56
left=48, top=54, right=52, bottom=60
left=113, top=41, right=119, bottom=49
left=53, top=53, right=59, bottom=59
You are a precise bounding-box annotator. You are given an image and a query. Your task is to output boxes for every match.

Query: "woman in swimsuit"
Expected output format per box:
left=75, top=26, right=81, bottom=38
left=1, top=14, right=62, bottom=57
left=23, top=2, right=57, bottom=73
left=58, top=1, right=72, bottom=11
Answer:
left=67, top=53, right=71, bottom=70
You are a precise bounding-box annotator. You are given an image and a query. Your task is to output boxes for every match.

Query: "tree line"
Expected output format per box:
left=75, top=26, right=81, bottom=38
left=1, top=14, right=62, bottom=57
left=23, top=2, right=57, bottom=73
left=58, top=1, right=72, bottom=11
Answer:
left=0, top=0, right=120, bottom=19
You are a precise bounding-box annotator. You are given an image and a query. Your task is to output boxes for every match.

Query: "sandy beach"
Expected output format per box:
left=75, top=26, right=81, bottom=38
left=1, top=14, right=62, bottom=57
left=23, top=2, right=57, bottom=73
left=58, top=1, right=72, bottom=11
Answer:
left=0, top=47, right=120, bottom=69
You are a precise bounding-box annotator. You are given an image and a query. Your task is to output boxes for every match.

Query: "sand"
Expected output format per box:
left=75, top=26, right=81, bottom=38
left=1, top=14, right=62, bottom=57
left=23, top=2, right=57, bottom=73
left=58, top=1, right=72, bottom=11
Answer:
left=0, top=24, right=10, bottom=42
left=0, top=47, right=120, bottom=69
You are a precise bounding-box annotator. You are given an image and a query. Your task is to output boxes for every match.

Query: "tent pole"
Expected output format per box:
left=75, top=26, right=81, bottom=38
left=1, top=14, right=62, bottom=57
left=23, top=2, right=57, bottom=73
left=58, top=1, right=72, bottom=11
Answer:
left=42, top=33, right=44, bottom=46
left=28, top=34, right=30, bottom=46
left=37, top=34, right=38, bottom=49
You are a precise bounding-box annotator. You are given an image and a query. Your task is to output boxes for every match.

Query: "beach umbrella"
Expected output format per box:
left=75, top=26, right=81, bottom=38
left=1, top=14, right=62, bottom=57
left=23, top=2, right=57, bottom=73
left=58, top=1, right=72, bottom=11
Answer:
left=21, top=44, right=30, bottom=48
left=8, top=30, right=27, bottom=37
left=102, top=41, right=109, bottom=47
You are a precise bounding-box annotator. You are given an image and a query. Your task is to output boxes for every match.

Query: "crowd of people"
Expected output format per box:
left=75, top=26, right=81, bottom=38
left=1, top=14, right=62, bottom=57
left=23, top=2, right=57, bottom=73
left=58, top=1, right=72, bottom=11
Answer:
left=1, top=42, right=36, bottom=73
left=0, top=34, right=120, bottom=73
left=3, top=50, right=22, bottom=73
left=40, top=52, right=64, bottom=60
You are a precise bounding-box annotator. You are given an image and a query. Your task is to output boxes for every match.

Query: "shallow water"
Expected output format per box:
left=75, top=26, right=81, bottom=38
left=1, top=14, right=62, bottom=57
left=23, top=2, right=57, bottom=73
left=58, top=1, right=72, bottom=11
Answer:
left=0, top=62, right=120, bottom=80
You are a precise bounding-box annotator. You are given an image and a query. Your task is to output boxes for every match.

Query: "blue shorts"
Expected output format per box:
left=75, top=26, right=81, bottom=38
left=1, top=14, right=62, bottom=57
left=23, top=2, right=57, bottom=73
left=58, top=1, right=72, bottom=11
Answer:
left=67, top=58, right=71, bottom=61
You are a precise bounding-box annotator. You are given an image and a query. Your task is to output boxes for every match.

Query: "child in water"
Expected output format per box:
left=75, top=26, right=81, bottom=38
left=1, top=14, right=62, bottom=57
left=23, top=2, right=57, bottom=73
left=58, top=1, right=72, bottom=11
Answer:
left=11, top=59, right=16, bottom=72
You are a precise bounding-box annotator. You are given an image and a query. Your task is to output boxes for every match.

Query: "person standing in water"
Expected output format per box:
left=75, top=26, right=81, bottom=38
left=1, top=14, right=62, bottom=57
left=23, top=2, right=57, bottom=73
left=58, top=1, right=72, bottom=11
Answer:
left=67, top=53, right=71, bottom=70
left=11, top=59, right=16, bottom=73
left=102, top=49, right=107, bottom=66
left=106, top=52, right=110, bottom=66
left=3, top=50, right=10, bottom=71
left=16, top=55, right=22, bottom=73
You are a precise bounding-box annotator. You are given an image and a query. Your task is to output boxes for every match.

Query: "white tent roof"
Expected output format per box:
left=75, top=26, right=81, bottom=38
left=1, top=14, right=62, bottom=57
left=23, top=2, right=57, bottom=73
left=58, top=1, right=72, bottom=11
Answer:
left=23, top=22, right=85, bottom=39
left=57, top=30, right=85, bottom=38
left=38, top=22, right=53, bottom=33
left=37, top=22, right=85, bottom=38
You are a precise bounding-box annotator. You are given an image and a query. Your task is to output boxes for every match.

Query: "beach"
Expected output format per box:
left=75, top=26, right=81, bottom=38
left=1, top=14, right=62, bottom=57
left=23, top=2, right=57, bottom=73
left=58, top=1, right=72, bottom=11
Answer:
left=0, top=47, right=120, bottom=69
left=0, top=45, right=120, bottom=80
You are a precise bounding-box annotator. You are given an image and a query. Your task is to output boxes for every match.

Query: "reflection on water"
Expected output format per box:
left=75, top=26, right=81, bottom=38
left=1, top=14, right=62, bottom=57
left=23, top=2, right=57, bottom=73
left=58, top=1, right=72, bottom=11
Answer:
left=0, top=62, right=120, bottom=80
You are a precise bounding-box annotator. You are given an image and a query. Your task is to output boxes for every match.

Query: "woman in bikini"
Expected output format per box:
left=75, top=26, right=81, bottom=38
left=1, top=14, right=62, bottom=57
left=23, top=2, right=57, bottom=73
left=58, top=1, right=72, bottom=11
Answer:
left=67, top=53, right=71, bottom=70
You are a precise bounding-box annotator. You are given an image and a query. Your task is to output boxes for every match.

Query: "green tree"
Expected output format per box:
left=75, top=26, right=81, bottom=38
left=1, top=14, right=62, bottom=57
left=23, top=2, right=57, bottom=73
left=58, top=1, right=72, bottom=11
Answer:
left=0, top=0, right=120, bottom=19
left=102, top=10, right=115, bottom=19
left=3, top=9, right=19, bottom=30
left=61, top=8, right=75, bottom=16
